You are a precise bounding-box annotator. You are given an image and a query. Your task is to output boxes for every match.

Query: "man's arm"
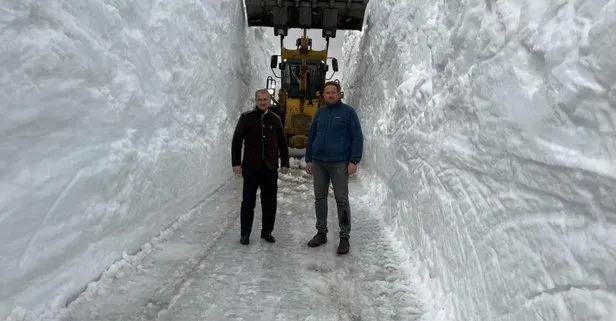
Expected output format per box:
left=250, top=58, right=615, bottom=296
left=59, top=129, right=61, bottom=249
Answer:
left=305, top=110, right=319, bottom=163
left=349, top=108, right=363, bottom=164
left=231, top=114, right=244, bottom=167
left=276, top=117, right=290, bottom=168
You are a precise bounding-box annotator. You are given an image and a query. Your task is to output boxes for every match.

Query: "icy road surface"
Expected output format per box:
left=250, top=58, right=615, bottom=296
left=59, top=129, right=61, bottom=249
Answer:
left=54, top=168, right=425, bottom=321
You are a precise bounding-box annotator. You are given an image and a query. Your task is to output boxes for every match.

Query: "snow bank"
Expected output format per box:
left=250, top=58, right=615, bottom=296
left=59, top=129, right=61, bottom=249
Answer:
left=343, top=0, right=616, bottom=320
left=0, top=1, right=273, bottom=319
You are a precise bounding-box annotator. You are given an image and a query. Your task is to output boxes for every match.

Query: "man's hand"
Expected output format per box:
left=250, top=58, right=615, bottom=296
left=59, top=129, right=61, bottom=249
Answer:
left=348, top=163, right=358, bottom=175
left=233, top=166, right=241, bottom=175
left=305, top=162, right=313, bottom=175
left=280, top=167, right=289, bottom=174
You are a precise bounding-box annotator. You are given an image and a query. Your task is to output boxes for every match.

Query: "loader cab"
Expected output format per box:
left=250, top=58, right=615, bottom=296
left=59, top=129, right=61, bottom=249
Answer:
left=280, top=59, right=328, bottom=100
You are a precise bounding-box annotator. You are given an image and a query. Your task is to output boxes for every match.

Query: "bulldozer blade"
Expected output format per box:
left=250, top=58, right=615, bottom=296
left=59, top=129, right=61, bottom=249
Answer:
left=244, top=0, right=369, bottom=34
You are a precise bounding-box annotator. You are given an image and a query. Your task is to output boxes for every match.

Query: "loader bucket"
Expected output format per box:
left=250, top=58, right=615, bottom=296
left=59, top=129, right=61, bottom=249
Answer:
left=244, top=0, right=369, bottom=36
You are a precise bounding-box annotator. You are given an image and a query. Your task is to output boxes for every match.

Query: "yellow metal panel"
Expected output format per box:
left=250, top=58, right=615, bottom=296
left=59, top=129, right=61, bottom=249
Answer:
left=281, top=48, right=328, bottom=61
left=284, top=99, right=320, bottom=136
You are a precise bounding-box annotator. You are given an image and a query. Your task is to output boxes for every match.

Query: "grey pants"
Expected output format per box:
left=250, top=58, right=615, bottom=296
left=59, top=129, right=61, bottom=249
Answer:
left=312, top=160, right=351, bottom=238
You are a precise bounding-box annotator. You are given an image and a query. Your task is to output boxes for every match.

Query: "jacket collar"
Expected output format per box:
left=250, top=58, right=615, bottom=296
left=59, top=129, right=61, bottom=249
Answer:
left=254, top=106, right=269, bottom=114
left=325, top=100, right=343, bottom=108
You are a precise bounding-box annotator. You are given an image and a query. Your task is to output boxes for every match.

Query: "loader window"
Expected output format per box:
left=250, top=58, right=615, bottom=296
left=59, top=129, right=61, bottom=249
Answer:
left=281, top=60, right=325, bottom=99
left=281, top=63, right=299, bottom=97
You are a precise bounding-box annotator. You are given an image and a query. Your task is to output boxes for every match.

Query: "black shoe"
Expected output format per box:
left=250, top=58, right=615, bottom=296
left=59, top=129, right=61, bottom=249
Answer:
left=261, top=234, right=275, bottom=243
left=240, top=235, right=249, bottom=245
left=307, top=233, right=327, bottom=247
left=337, top=238, right=349, bottom=254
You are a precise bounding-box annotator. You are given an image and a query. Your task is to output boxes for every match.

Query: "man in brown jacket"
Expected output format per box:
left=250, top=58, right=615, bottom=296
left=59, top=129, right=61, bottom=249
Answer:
left=231, top=89, right=290, bottom=245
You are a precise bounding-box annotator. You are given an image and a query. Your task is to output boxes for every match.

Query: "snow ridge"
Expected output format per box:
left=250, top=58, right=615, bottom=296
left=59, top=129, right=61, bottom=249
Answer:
left=0, top=1, right=274, bottom=319
left=342, top=0, right=616, bottom=320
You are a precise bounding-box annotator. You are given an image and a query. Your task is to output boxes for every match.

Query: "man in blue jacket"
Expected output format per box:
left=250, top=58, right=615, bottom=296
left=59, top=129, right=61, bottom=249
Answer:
left=304, top=81, right=363, bottom=254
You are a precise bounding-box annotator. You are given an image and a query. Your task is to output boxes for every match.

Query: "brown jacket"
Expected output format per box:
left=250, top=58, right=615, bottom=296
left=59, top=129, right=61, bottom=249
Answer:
left=231, top=107, right=290, bottom=170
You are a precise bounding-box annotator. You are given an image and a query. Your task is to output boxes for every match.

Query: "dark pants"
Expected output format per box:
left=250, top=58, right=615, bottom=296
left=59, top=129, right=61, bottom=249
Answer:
left=240, top=168, right=278, bottom=237
left=312, top=161, right=351, bottom=238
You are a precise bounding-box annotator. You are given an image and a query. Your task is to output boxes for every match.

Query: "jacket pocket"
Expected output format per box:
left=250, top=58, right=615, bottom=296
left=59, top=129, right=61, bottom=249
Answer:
left=329, top=117, right=349, bottom=139
left=326, top=138, right=345, bottom=158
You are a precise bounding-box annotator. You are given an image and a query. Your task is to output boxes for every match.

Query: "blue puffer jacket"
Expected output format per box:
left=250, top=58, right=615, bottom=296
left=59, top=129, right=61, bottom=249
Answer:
left=305, top=101, right=363, bottom=163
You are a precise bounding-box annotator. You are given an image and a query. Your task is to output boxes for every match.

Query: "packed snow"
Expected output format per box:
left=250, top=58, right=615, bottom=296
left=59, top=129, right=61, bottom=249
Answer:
left=45, top=170, right=427, bottom=321
left=1, top=0, right=615, bottom=321
left=1, top=0, right=274, bottom=319
left=341, top=0, right=616, bottom=320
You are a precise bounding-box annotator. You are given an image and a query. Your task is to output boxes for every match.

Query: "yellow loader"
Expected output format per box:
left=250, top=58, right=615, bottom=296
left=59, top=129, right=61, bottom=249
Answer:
left=243, top=0, right=369, bottom=158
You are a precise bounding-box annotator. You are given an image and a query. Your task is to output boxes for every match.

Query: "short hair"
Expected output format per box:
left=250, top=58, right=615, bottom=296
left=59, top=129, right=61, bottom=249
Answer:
left=254, top=88, right=270, bottom=100
left=323, top=81, right=341, bottom=93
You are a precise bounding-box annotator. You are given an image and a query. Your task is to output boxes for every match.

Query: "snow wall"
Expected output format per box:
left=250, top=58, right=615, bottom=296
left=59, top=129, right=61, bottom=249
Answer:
left=0, top=1, right=274, bottom=319
left=342, top=0, right=616, bottom=320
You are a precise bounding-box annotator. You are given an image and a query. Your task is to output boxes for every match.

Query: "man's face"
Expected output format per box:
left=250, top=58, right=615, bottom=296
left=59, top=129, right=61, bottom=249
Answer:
left=323, top=85, right=340, bottom=105
left=256, top=92, right=270, bottom=110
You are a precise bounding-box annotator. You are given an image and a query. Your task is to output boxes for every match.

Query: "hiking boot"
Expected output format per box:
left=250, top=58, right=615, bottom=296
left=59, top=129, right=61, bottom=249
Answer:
left=307, top=233, right=327, bottom=247
left=337, top=238, right=349, bottom=254
left=240, top=235, right=249, bottom=245
left=261, top=233, right=276, bottom=243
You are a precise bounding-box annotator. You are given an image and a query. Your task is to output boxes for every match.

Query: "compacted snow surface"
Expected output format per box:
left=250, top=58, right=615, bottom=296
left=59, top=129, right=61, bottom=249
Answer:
left=51, top=168, right=426, bottom=321
left=1, top=0, right=615, bottom=320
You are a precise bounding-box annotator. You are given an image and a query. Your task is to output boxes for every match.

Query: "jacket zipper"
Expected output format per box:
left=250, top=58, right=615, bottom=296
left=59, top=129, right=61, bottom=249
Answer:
left=325, top=107, right=332, bottom=145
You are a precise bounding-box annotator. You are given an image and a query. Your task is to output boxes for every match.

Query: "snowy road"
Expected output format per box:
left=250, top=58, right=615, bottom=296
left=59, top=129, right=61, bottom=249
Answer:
left=55, top=168, right=424, bottom=321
